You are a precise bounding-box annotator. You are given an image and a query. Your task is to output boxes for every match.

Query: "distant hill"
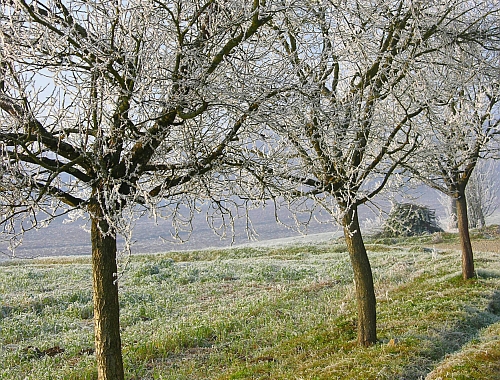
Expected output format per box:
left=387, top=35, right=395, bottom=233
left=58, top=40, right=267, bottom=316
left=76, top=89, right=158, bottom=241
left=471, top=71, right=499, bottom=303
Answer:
left=2, top=178, right=498, bottom=260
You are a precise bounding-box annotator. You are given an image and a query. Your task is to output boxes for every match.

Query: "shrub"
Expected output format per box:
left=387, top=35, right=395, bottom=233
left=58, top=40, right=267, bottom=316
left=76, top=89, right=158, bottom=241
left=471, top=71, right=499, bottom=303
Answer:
left=381, top=203, right=443, bottom=237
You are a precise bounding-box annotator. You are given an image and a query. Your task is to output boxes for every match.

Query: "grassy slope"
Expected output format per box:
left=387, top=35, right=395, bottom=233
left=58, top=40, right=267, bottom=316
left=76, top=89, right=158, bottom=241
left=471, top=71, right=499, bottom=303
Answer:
left=0, top=228, right=499, bottom=379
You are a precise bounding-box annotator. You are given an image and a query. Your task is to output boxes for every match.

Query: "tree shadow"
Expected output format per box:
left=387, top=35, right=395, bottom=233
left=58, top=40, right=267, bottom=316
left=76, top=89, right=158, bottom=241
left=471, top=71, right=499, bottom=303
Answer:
left=399, top=288, right=500, bottom=380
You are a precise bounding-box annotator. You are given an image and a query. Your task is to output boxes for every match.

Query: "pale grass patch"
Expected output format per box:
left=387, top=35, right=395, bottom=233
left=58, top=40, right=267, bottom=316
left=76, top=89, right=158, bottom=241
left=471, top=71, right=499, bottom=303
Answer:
left=1, top=236, right=500, bottom=379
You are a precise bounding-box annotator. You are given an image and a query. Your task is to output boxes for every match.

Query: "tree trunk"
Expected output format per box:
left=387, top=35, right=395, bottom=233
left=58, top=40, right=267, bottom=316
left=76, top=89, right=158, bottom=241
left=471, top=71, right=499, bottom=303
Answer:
left=466, top=188, right=480, bottom=229
left=456, top=192, right=475, bottom=280
left=343, top=205, right=377, bottom=346
left=450, top=197, right=458, bottom=229
left=474, top=198, right=486, bottom=228
left=90, top=201, right=124, bottom=380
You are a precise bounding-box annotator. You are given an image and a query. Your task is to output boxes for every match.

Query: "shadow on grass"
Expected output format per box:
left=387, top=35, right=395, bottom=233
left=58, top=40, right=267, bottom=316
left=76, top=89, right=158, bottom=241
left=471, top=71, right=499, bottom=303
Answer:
left=400, top=289, right=500, bottom=380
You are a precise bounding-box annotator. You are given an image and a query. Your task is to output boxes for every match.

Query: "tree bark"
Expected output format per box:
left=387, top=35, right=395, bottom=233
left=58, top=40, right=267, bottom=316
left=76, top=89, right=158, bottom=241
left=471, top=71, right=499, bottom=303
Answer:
left=456, top=192, right=475, bottom=280
left=90, top=201, right=124, bottom=380
left=343, top=205, right=377, bottom=346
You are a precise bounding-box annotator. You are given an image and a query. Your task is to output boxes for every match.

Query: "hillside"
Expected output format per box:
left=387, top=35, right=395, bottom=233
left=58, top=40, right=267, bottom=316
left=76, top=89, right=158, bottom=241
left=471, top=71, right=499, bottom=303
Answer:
left=0, top=183, right=455, bottom=260
left=1, top=227, right=500, bottom=379
left=3, top=178, right=498, bottom=260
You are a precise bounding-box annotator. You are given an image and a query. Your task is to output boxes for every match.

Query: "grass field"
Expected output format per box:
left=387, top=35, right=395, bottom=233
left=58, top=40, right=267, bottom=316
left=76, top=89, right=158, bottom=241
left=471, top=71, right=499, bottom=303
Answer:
left=1, top=227, right=500, bottom=379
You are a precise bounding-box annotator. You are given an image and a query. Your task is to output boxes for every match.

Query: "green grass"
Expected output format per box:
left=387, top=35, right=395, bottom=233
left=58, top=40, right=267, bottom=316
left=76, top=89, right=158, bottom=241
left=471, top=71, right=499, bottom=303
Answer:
left=1, top=233, right=500, bottom=379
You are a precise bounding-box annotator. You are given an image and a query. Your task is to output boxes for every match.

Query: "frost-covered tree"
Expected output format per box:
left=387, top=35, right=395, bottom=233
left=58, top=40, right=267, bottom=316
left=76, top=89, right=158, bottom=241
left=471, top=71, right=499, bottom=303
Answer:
left=0, top=1, right=281, bottom=378
left=405, top=35, right=500, bottom=279
left=238, top=0, right=500, bottom=346
left=466, top=160, right=499, bottom=228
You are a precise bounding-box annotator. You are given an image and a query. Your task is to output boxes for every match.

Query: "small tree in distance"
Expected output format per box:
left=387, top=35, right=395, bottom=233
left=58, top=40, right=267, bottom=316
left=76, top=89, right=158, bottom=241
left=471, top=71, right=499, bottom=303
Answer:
left=0, top=1, right=281, bottom=378
left=438, top=193, right=459, bottom=231
left=466, top=160, right=499, bottom=228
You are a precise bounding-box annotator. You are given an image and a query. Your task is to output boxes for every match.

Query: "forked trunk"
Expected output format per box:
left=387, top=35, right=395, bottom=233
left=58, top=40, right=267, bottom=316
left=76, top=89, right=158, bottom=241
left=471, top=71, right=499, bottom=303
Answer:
left=456, top=192, right=475, bottom=280
left=343, top=206, right=377, bottom=346
left=90, top=201, right=124, bottom=380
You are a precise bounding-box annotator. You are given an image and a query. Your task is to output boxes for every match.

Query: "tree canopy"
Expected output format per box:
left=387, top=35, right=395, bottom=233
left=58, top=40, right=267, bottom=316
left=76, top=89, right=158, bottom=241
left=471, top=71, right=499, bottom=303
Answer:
left=0, top=1, right=284, bottom=378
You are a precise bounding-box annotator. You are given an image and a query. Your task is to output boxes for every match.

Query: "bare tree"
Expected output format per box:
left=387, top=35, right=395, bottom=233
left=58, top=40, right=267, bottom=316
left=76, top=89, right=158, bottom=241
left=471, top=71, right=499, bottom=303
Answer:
left=0, top=1, right=280, bottom=378
left=237, top=0, right=500, bottom=346
left=438, top=193, right=458, bottom=231
left=406, top=37, right=500, bottom=280
left=466, top=159, right=499, bottom=228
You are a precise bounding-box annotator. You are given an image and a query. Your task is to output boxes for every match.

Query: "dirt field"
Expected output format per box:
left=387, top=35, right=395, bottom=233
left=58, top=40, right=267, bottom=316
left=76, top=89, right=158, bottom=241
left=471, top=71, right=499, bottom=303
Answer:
left=434, top=240, right=500, bottom=253
left=432, top=225, right=500, bottom=253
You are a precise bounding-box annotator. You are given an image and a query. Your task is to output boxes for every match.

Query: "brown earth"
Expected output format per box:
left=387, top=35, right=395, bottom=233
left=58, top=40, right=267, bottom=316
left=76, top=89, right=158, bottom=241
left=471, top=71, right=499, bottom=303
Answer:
left=433, top=240, right=500, bottom=254
left=429, top=225, right=500, bottom=253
